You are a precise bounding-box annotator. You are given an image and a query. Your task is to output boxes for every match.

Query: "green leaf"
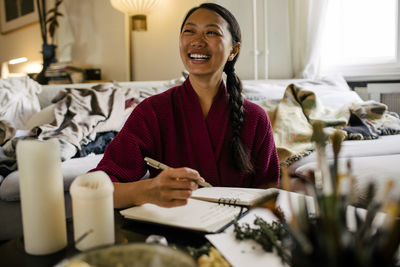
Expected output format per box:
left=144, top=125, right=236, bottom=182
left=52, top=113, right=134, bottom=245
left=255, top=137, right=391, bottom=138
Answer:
left=49, top=24, right=55, bottom=37
left=46, top=16, right=55, bottom=23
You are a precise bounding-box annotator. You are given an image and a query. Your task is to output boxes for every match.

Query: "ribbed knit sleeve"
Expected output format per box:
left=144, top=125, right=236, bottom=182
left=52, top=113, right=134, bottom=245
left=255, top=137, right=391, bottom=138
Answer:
left=90, top=99, right=160, bottom=182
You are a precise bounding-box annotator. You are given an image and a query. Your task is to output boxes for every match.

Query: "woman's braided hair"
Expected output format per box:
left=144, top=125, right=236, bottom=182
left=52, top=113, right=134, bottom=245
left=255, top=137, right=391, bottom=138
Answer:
left=180, top=3, right=254, bottom=174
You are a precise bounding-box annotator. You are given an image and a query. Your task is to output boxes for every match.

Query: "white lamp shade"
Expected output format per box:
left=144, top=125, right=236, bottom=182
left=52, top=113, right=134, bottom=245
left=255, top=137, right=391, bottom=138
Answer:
left=110, top=0, right=160, bottom=15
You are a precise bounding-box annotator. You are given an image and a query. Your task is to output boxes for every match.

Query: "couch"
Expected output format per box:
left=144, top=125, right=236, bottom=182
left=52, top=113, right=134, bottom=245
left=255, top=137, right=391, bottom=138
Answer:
left=0, top=75, right=399, bottom=241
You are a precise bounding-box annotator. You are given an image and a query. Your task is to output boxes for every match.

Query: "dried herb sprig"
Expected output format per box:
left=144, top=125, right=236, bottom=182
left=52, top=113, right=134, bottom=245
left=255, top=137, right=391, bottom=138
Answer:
left=234, top=216, right=291, bottom=264
left=186, top=242, right=213, bottom=259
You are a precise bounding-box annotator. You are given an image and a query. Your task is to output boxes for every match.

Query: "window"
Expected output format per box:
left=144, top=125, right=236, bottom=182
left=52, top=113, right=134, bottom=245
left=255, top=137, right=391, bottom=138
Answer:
left=0, top=0, right=37, bottom=33
left=320, top=0, right=400, bottom=79
left=5, top=0, right=34, bottom=21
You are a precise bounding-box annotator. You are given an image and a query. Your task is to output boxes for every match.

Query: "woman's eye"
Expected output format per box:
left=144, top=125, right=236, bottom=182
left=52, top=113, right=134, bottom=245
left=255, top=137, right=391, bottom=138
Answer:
left=183, top=29, right=194, bottom=33
left=207, top=31, right=220, bottom=36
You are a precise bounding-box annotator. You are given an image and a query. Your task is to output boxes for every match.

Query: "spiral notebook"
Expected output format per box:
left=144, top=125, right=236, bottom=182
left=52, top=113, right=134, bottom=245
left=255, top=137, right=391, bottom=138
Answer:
left=120, top=187, right=279, bottom=233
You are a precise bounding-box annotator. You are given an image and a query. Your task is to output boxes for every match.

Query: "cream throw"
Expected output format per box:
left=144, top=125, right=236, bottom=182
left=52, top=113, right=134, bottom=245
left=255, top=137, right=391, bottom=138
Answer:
left=254, top=84, right=400, bottom=164
left=31, top=84, right=125, bottom=149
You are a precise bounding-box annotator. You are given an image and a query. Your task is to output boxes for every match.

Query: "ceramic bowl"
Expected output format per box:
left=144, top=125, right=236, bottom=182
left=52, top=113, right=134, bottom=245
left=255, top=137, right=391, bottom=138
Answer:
left=56, top=243, right=197, bottom=267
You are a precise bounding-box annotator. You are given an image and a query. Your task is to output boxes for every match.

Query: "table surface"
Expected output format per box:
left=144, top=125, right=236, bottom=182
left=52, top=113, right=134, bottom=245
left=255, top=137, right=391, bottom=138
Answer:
left=0, top=212, right=208, bottom=267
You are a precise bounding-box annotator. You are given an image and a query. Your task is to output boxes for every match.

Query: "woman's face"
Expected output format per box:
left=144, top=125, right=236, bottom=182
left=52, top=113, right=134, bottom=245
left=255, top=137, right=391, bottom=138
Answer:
left=179, top=8, right=237, bottom=78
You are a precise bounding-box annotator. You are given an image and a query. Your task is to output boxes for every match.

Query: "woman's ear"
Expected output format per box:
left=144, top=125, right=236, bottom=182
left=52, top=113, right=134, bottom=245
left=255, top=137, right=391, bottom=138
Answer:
left=228, top=42, right=241, bottom=61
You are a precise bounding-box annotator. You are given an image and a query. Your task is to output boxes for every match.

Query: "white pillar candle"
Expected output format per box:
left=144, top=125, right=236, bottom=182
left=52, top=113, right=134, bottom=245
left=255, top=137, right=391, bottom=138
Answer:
left=16, top=139, right=67, bottom=255
left=70, top=171, right=115, bottom=251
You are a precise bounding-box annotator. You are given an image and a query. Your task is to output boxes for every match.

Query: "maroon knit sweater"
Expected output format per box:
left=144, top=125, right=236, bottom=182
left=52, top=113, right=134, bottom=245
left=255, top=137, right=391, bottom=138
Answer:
left=91, top=78, right=280, bottom=188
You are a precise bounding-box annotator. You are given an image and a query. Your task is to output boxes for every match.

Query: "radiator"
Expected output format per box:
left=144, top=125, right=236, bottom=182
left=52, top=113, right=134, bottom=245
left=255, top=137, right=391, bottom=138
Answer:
left=381, top=93, right=400, bottom=115
left=366, top=83, right=400, bottom=115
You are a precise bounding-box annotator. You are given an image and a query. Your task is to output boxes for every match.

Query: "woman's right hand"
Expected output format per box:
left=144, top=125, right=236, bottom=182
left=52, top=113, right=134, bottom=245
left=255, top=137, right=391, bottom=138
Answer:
left=146, top=167, right=205, bottom=207
left=112, top=167, right=206, bottom=209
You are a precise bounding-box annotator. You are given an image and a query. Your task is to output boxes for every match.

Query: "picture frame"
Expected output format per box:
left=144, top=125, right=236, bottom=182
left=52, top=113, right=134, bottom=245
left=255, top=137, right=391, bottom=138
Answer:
left=0, top=0, right=38, bottom=34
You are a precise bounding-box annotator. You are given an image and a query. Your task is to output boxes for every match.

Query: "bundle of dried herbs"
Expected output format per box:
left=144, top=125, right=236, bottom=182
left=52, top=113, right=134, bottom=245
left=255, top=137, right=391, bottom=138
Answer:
left=233, top=216, right=291, bottom=263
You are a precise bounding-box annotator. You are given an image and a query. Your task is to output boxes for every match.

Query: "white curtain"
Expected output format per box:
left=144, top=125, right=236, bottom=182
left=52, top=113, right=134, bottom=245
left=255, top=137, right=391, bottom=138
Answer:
left=289, top=0, right=330, bottom=79
left=56, top=1, right=76, bottom=63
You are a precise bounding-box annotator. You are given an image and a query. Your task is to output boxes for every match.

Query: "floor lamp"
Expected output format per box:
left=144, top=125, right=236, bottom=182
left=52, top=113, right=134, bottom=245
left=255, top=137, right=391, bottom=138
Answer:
left=110, top=0, right=160, bottom=81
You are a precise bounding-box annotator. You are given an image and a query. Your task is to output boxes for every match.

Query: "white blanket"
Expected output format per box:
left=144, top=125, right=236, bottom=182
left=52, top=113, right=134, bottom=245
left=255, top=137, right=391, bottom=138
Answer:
left=0, top=77, right=42, bottom=129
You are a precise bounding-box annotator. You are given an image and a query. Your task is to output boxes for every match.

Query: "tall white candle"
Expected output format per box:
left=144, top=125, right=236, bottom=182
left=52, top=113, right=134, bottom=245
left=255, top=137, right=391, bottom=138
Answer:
left=70, top=171, right=115, bottom=251
left=16, top=139, right=67, bottom=255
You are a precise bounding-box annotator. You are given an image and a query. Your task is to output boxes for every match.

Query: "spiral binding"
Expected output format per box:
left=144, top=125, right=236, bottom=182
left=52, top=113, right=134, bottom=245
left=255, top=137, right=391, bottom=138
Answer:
left=217, top=198, right=239, bottom=206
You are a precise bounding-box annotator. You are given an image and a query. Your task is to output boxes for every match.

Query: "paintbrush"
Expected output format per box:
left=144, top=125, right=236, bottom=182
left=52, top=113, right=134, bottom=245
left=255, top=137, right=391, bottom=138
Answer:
left=331, top=130, right=344, bottom=195
left=311, top=121, right=332, bottom=196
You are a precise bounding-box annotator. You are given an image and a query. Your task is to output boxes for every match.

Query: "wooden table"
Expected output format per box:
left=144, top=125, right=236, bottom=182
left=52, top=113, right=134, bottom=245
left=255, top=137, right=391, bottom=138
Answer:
left=0, top=212, right=208, bottom=267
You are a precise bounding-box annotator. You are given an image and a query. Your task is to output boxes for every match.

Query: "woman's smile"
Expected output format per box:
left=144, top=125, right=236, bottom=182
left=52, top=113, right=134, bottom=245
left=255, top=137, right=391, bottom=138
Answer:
left=188, top=52, right=211, bottom=64
left=188, top=53, right=211, bottom=60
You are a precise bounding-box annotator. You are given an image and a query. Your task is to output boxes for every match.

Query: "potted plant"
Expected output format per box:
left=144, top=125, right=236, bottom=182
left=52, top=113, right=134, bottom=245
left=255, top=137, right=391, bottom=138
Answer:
left=35, top=0, right=64, bottom=85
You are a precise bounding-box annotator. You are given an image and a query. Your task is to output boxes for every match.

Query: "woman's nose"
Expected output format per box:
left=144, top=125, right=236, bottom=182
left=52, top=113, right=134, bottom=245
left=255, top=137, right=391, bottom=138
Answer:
left=190, top=33, right=206, bottom=47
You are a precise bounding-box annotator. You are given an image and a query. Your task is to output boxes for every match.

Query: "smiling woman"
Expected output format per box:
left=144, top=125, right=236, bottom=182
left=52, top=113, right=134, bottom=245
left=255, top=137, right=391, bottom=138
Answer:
left=90, top=2, right=280, bottom=209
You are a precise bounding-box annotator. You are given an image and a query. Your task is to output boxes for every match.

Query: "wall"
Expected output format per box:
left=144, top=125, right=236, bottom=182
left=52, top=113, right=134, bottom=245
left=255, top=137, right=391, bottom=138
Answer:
left=0, top=0, right=128, bottom=81
left=132, top=0, right=292, bottom=80
left=223, top=0, right=292, bottom=79
left=267, top=0, right=292, bottom=78
left=0, top=0, right=292, bottom=82
left=131, top=0, right=204, bottom=81
left=58, top=0, right=128, bottom=81
left=132, top=0, right=293, bottom=80
left=0, top=22, right=42, bottom=74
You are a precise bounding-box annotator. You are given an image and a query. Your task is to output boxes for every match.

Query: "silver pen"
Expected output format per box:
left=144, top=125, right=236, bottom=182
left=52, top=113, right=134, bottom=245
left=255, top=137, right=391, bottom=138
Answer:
left=144, top=157, right=212, bottom=187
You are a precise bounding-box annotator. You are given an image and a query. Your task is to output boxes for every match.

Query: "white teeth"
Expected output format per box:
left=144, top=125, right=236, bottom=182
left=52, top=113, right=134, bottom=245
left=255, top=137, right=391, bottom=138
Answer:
left=189, top=53, right=210, bottom=59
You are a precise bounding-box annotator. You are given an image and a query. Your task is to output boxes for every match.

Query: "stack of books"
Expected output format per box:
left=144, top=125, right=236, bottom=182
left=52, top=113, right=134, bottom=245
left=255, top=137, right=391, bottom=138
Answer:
left=45, top=62, right=87, bottom=84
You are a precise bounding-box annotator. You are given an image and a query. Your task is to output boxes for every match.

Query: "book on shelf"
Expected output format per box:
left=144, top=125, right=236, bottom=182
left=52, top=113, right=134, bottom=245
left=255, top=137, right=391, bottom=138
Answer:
left=119, top=187, right=279, bottom=233
left=45, top=62, right=88, bottom=84
left=47, top=76, right=72, bottom=84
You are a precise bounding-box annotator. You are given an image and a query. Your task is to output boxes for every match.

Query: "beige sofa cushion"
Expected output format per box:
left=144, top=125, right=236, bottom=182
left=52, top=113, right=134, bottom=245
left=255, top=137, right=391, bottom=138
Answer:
left=294, top=154, right=400, bottom=201
left=0, top=154, right=103, bottom=201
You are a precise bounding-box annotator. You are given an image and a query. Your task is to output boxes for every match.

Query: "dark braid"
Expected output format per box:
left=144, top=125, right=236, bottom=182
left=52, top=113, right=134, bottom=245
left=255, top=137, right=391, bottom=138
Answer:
left=225, top=63, right=253, bottom=174
left=181, top=3, right=254, bottom=174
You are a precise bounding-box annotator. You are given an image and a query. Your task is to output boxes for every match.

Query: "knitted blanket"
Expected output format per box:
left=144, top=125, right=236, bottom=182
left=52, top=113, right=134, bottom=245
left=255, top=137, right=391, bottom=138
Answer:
left=31, top=84, right=125, bottom=149
left=254, top=84, right=400, bottom=165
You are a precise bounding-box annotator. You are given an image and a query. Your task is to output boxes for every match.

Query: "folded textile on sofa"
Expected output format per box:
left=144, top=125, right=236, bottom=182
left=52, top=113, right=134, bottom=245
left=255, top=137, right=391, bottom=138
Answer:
left=75, top=131, right=118, bottom=158
left=0, top=138, right=18, bottom=180
left=0, top=121, right=15, bottom=146
left=31, top=83, right=125, bottom=149
left=254, top=84, right=400, bottom=165
left=255, top=84, right=351, bottom=163
left=351, top=101, right=400, bottom=135
left=0, top=77, right=42, bottom=130
left=0, top=83, right=129, bottom=178
left=343, top=112, right=379, bottom=140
